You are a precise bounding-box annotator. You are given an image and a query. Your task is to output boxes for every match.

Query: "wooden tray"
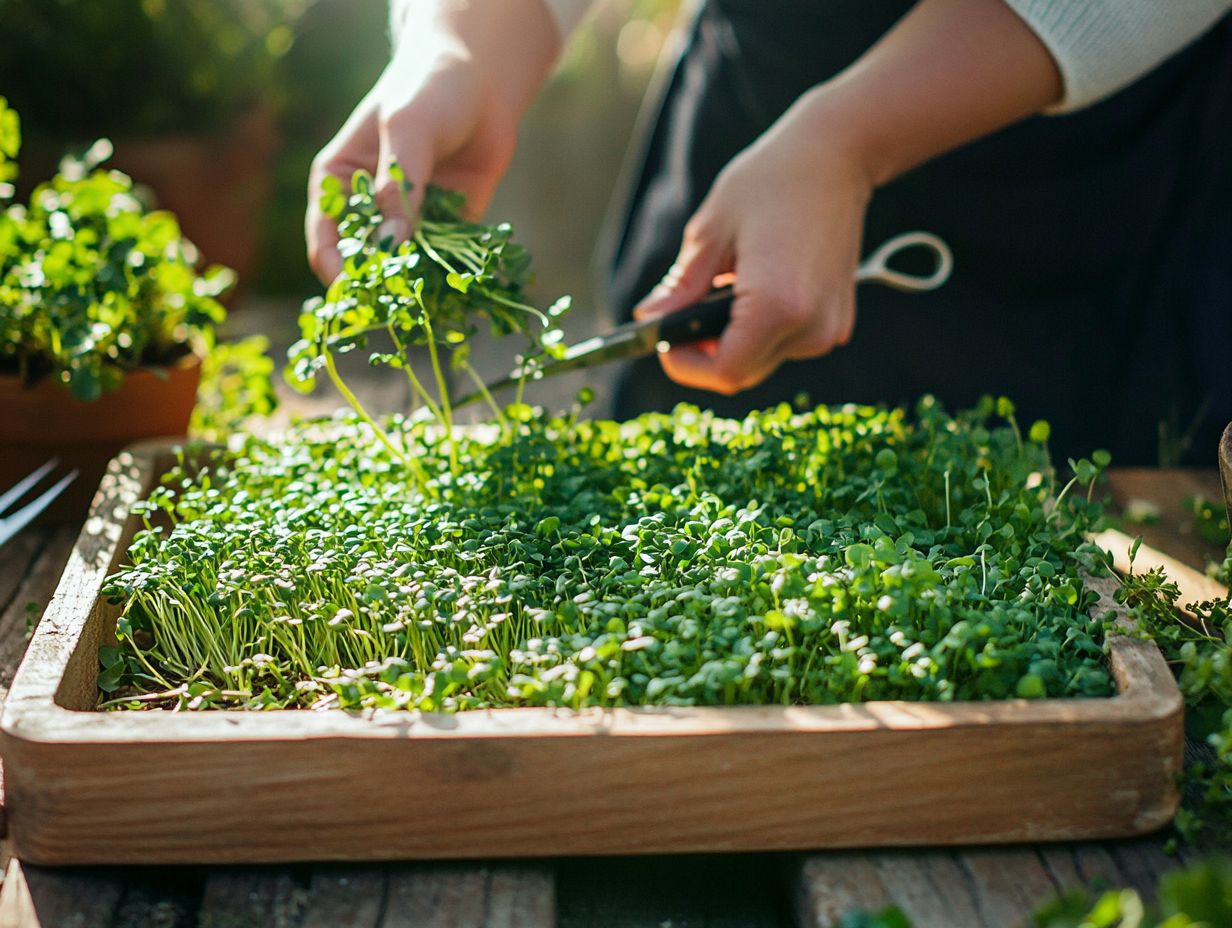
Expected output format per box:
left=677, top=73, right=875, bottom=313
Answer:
left=0, top=442, right=1184, bottom=866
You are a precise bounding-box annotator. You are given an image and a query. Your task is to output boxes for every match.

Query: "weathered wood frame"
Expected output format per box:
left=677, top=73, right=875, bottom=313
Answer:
left=0, top=442, right=1184, bottom=866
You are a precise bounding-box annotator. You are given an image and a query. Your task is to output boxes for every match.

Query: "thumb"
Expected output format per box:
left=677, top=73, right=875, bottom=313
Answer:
left=634, top=216, right=731, bottom=321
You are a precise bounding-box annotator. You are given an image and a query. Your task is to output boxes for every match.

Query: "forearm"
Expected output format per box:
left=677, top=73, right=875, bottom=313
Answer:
left=796, top=0, right=1063, bottom=189
left=388, top=0, right=560, bottom=114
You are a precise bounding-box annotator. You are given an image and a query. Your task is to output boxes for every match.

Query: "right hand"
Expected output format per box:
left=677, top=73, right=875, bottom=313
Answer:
left=306, top=0, right=560, bottom=283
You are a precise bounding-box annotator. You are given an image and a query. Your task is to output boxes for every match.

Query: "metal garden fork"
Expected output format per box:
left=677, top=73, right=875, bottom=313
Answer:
left=0, top=459, right=77, bottom=549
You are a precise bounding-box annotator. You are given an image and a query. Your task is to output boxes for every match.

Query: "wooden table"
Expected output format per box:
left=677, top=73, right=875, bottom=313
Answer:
left=0, top=470, right=1224, bottom=928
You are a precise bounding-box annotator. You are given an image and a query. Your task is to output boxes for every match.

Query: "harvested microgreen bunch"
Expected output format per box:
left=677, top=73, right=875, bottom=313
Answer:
left=101, top=396, right=1116, bottom=712
left=287, top=168, right=571, bottom=486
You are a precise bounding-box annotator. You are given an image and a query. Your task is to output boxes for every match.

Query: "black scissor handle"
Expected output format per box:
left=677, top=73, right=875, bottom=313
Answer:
left=656, top=285, right=734, bottom=347
left=653, top=231, right=952, bottom=348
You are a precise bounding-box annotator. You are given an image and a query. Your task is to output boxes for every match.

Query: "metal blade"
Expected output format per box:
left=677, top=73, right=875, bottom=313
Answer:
left=450, top=319, right=663, bottom=412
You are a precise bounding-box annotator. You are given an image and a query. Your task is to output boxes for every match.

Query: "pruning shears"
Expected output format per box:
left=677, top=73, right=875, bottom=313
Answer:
left=448, top=230, right=953, bottom=412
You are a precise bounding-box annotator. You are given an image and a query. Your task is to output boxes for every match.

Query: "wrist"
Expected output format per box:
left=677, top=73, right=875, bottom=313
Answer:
left=790, top=83, right=901, bottom=191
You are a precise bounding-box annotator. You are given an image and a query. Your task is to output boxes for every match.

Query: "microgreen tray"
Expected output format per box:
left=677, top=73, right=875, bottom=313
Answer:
left=0, top=441, right=1182, bottom=865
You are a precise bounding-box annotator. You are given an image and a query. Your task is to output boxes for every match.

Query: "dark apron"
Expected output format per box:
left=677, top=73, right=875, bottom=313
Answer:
left=605, top=0, right=1232, bottom=466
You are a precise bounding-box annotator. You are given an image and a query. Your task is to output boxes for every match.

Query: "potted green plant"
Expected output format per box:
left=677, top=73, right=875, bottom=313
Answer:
left=0, top=0, right=305, bottom=288
left=0, top=97, right=250, bottom=520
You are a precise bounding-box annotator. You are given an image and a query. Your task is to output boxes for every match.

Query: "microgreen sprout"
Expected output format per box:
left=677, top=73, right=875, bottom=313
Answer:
left=102, top=396, right=1117, bottom=713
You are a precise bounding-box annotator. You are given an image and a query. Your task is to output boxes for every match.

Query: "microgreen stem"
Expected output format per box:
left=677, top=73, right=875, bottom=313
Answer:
left=464, top=362, right=509, bottom=431
left=323, top=351, right=426, bottom=487
left=1052, top=475, right=1079, bottom=520
left=414, top=229, right=461, bottom=278
left=943, top=467, right=952, bottom=530
left=418, top=310, right=458, bottom=475
left=478, top=288, right=551, bottom=326
left=386, top=323, right=445, bottom=424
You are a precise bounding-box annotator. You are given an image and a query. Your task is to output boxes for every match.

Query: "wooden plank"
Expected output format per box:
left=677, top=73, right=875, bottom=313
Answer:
left=1072, top=843, right=1129, bottom=888
left=872, top=851, right=985, bottom=928
left=1035, top=844, right=1083, bottom=892
left=0, top=526, right=77, bottom=696
left=1036, top=842, right=1121, bottom=895
left=0, top=525, right=73, bottom=837
left=0, top=859, right=122, bottom=928
left=485, top=866, right=554, bottom=928
left=0, top=533, right=47, bottom=620
left=799, top=848, right=1103, bottom=928
left=795, top=853, right=892, bottom=928
left=382, top=864, right=553, bottom=928
left=383, top=867, right=488, bottom=928
left=957, top=848, right=1062, bottom=928
left=197, top=868, right=308, bottom=928
left=297, top=866, right=387, bottom=928
left=1106, top=838, right=1187, bottom=902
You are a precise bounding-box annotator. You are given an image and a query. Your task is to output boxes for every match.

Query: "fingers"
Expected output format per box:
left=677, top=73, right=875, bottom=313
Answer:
left=634, top=212, right=733, bottom=322
left=307, top=46, right=522, bottom=284
left=375, top=99, right=434, bottom=242
left=306, top=98, right=381, bottom=283
left=652, top=224, right=857, bottom=395
left=658, top=307, right=785, bottom=395
left=657, top=269, right=800, bottom=395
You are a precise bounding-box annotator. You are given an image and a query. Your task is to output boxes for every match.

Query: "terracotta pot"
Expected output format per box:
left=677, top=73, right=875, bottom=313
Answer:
left=0, top=357, right=201, bottom=524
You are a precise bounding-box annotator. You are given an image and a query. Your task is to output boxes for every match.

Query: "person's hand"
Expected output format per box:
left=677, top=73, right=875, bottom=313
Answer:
left=306, top=0, right=559, bottom=283
left=633, top=90, right=874, bottom=395
left=633, top=0, right=1063, bottom=396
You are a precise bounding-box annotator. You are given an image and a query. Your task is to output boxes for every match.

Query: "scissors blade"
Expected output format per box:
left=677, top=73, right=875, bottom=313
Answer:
left=449, top=320, right=663, bottom=412
left=447, top=286, right=735, bottom=413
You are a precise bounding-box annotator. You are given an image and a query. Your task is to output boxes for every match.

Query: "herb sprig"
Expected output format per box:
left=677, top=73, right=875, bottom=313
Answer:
left=287, top=168, right=570, bottom=487
left=1118, top=563, right=1231, bottom=850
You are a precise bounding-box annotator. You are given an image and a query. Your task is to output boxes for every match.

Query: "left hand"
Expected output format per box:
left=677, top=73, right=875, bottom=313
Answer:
left=633, top=90, right=874, bottom=395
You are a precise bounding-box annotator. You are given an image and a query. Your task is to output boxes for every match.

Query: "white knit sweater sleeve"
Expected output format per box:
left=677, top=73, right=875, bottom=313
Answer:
left=1003, top=0, right=1232, bottom=112
left=539, top=0, right=595, bottom=42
